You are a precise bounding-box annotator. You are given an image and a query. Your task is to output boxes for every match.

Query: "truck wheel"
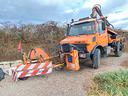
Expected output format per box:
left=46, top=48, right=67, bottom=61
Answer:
left=92, top=49, right=101, bottom=69
left=114, top=42, right=122, bottom=57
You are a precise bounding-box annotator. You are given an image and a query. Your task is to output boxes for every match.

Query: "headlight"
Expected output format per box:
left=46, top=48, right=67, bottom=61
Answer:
left=79, top=53, right=86, bottom=58
left=60, top=45, right=63, bottom=52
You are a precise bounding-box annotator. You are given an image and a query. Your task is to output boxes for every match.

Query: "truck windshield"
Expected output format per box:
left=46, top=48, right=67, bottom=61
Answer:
left=69, top=22, right=95, bottom=36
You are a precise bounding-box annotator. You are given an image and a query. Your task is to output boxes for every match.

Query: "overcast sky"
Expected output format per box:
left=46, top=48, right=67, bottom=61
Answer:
left=0, top=0, right=128, bottom=29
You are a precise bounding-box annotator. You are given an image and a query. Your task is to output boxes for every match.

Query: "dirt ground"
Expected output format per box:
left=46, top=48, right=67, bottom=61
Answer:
left=0, top=53, right=128, bottom=96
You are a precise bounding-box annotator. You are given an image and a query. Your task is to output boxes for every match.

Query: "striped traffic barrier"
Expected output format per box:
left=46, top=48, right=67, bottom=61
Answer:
left=12, top=61, right=52, bottom=81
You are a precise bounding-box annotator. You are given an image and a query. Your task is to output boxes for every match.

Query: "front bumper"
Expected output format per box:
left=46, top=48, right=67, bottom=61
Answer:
left=60, top=44, right=90, bottom=60
left=61, top=52, right=90, bottom=60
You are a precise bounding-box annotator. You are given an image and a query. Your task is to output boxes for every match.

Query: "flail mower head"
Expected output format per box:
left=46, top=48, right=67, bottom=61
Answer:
left=12, top=48, right=52, bottom=81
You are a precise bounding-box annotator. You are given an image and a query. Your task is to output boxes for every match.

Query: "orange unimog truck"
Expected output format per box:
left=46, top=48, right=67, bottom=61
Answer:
left=59, top=4, right=125, bottom=69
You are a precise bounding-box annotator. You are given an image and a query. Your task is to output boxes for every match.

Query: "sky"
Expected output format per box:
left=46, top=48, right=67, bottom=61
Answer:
left=0, top=0, right=128, bottom=29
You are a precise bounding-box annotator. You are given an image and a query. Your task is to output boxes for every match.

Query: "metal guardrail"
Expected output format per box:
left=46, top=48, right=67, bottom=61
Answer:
left=0, top=60, right=22, bottom=75
left=0, top=60, right=22, bottom=65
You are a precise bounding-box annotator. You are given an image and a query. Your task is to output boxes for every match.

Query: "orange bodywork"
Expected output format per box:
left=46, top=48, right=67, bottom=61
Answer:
left=23, top=48, right=50, bottom=65
left=60, top=30, right=109, bottom=53
left=60, top=35, right=94, bottom=44
left=107, top=28, right=123, bottom=44
left=29, top=48, right=49, bottom=60
left=60, top=35, right=97, bottom=52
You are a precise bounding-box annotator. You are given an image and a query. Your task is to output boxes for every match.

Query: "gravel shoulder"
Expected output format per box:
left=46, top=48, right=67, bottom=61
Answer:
left=0, top=53, right=128, bottom=96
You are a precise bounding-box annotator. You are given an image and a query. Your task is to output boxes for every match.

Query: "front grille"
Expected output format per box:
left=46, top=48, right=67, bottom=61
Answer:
left=62, top=44, right=87, bottom=53
left=62, top=44, right=71, bottom=53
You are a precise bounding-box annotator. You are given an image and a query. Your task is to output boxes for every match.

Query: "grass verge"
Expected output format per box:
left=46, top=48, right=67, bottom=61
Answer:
left=88, top=70, right=128, bottom=96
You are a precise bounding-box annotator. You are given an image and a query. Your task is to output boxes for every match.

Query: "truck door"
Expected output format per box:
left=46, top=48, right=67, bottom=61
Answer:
left=97, top=21, right=108, bottom=46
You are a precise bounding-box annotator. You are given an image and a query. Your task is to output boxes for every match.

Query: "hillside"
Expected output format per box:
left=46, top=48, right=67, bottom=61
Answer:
left=0, top=21, right=66, bottom=61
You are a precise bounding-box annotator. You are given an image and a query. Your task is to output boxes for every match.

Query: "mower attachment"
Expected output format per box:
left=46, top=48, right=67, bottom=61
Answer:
left=12, top=48, right=53, bottom=81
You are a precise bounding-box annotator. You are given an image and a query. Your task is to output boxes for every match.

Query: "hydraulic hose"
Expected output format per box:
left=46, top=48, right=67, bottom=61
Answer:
left=91, top=4, right=114, bottom=29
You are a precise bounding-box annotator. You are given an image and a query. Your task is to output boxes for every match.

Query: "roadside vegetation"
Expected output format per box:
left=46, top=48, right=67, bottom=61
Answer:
left=0, top=21, right=66, bottom=61
left=88, top=70, right=128, bottom=96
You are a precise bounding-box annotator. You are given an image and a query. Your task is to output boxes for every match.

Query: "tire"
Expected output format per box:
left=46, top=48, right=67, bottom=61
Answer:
left=0, top=68, right=5, bottom=81
left=92, top=49, right=101, bottom=69
left=114, top=42, right=122, bottom=57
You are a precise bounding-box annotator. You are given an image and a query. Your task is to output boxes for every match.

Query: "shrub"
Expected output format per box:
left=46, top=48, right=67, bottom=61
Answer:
left=88, top=70, right=128, bottom=96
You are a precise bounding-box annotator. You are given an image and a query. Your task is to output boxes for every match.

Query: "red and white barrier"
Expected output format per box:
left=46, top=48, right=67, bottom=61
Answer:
left=12, top=61, right=52, bottom=81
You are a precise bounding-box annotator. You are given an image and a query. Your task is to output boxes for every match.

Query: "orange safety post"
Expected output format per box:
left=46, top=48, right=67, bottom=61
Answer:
left=65, top=49, right=80, bottom=71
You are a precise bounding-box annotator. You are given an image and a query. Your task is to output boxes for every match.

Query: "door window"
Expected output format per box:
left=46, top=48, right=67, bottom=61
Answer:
left=98, top=22, right=105, bottom=34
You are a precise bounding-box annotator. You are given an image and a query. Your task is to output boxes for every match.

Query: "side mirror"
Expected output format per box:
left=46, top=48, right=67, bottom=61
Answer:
left=66, top=24, right=70, bottom=36
left=102, top=22, right=106, bottom=30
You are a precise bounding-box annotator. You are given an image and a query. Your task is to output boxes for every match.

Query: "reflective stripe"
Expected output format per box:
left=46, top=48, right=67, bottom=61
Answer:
left=23, top=64, right=31, bottom=70
left=25, top=70, right=35, bottom=77
left=38, top=63, right=46, bottom=69
left=36, top=69, right=44, bottom=75
left=46, top=68, right=52, bottom=74
left=17, top=71, right=23, bottom=78
left=28, top=64, right=36, bottom=70
left=16, top=65, right=25, bottom=71
left=47, top=62, right=52, bottom=68
left=31, top=69, right=39, bottom=76
left=12, top=61, right=53, bottom=81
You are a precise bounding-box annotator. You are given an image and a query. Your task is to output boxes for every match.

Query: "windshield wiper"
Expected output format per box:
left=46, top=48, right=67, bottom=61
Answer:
left=78, top=33, right=86, bottom=35
left=68, top=34, right=78, bottom=36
